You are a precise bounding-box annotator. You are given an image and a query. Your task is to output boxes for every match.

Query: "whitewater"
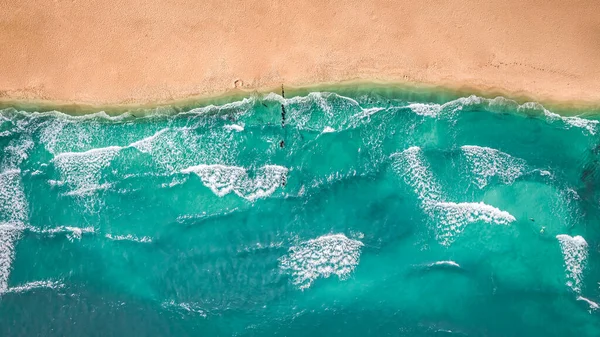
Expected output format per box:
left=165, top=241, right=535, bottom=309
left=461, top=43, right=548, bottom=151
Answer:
left=0, top=90, right=599, bottom=336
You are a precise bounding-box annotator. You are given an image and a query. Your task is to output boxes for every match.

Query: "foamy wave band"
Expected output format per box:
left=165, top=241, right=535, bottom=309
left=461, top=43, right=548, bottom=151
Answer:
left=426, top=260, right=461, bottom=268
left=223, top=124, right=244, bottom=132
left=279, top=234, right=363, bottom=290
left=542, top=108, right=598, bottom=135
left=556, top=234, right=588, bottom=293
left=26, top=225, right=95, bottom=242
left=432, top=202, right=515, bottom=246
left=577, top=296, right=599, bottom=312
left=461, top=145, right=526, bottom=188
left=53, top=146, right=121, bottom=196
left=405, top=95, right=598, bottom=134
left=105, top=233, right=152, bottom=243
left=6, top=280, right=64, bottom=294
left=391, top=147, right=514, bottom=246
left=0, top=169, right=28, bottom=294
left=391, top=146, right=442, bottom=204
left=182, top=164, right=288, bottom=201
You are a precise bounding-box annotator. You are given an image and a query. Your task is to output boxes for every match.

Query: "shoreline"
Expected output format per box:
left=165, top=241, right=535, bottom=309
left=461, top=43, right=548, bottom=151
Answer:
left=2, top=1, right=600, bottom=117
left=2, top=80, right=600, bottom=117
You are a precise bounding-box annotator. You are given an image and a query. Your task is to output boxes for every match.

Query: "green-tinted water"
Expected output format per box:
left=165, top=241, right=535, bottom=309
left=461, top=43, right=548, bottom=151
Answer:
left=0, top=91, right=599, bottom=336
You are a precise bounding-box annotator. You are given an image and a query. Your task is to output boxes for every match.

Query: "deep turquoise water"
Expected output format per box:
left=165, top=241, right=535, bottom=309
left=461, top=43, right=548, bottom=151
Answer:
left=0, top=90, right=599, bottom=336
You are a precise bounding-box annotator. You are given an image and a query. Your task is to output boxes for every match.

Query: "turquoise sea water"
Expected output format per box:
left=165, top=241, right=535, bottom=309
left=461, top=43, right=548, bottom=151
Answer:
left=0, top=90, right=599, bottom=336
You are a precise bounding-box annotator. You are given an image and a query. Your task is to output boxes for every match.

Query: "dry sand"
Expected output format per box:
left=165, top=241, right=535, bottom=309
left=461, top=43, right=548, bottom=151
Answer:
left=1, top=0, right=600, bottom=108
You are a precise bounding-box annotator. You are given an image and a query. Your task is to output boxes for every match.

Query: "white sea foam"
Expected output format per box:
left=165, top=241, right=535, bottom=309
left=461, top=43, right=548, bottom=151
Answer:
left=105, top=233, right=152, bottom=243
left=577, top=296, right=599, bottom=311
left=391, top=147, right=515, bottom=246
left=432, top=202, right=515, bottom=245
left=1, top=138, right=34, bottom=169
left=186, top=97, right=255, bottom=115
left=556, top=234, right=588, bottom=293
left=405, top=95, right=485, bottom=118
left=223, top=124, right=244, bottom=132
left=182, top=164, right=288, bottom=201
left=264, top=92, right=361, bottom=110
left=322, top=126, right=336, bottom=133
left=0, top=169, right=28, bottom=294
left=426, top=260, right=461, bottom=268
left=53, top=146, right=122, bottom=196
left=26, top=225, right=95, bottom=242
left=239, top=241, right=285, bottom=254
left=352, top=107, right=385, bottom=119
left=0, top=170, right=28, bottom=224
left=129, top=128, right=171, bottom=154
left=543, top=109, right=598, bottom=135
left=391, top=146, right=442, bottom=204
left=15, top=109, right=130, bottom=121
left=161, top=176, right=188, bottom=189
left=0, top=225, right=21, bottom=295
left=404, top=95, right=598, bottom=134
left=38, top=118, right=101, bottom=155
left=279, top=234, right=363, bottom=290
left=265, top=92, right=382, bottom=131
left=63, top=183, right=112, bottom=197
left=461, top=145, right=526, bottom=188
left=6, top=280, right=64, bottom=294
left=162, top=300, right=207, bottom=317
left=407, top=103, right=443, bottom=117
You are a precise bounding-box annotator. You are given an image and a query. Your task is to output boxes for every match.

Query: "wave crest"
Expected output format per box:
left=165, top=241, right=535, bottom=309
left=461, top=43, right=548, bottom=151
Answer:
left=182, top=164, right=288, bottom=201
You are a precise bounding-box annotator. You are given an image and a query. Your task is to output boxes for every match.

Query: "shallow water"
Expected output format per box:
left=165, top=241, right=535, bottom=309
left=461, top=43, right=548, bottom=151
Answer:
left=0, top=91, right=599, bottom=336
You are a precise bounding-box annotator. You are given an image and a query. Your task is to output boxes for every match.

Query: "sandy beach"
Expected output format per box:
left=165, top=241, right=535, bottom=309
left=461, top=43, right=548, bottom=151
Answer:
left=1, top=0, right=599, bottom=109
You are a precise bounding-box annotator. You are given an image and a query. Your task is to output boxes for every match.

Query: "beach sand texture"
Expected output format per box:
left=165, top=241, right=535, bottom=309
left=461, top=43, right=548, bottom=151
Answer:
left=1, top=0, right=599, bottom=106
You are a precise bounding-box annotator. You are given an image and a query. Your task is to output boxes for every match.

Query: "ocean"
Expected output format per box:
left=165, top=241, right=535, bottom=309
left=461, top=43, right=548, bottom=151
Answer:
left=0, top=89, right=599, bottom=336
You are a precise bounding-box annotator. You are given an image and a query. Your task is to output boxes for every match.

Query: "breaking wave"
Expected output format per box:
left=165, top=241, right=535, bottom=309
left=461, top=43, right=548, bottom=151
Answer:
left=391, top=147, right=515, bottom=245
left=556, top=234, right=588, bottom=293
left=0, top=170, right=28, bottom=294
left=182, top=164, right=288, bottom=201
left=461, top=145, right=526, bottom=188
left=404, top=95, right=599, bottom=134
left=431, top=202, right=515, bottom=245
left=53, top=147, right=121, bottom=196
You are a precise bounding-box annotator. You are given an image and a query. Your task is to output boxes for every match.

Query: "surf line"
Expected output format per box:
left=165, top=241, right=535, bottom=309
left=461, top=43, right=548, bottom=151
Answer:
left=279, top=84, right=286, bottom=149
left=279, top=84, right=288, bottom=188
